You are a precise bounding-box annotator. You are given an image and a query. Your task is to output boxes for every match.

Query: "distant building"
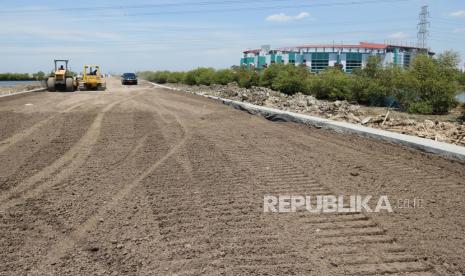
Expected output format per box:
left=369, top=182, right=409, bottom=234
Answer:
left=240, top=42, right=434, bottom=73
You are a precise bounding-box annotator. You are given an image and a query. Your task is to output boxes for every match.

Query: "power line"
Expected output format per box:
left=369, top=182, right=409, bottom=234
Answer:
left=0, top=0, right=290, bottom=14
left=1, top=0, right=413, bottom=18
left=109, top=0, right=415, bottom=18
left=0, top=27, right=416, bottom=47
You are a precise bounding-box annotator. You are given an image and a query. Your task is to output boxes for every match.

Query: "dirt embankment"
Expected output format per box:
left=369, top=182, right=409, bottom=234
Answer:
left=0, top=83, right=44, bottom=96
left=163, top=82, right=465, bottom=146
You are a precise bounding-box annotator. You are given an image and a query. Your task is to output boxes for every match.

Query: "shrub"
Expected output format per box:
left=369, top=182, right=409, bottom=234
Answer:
left=0, top=73, right=32, bottom=81
left=138, top=50, right=461, bottom=115
left=308, top=68, right=355, bottom=100
left=375, top=66, right=410, bottom=107
left=182, top=68, right=215, bottom=86
left=154, top=71, right=170, bottom=84
left=407, top=101, right=434, bottom=114
left=348, top=76, right=376, bottom=104
left=183, top=70, right=198, bottom=85
left=167, top=72, right=185, bottom=83
left=259, top=64, right=285, bottom=88
left=213, top=69, right=237, bottom=85
left=236, top=68, right=259, bottom=88
left=459, top=72, right=465, bottom=87
left=356, top=55, right=382, bottom=78
left=404, top=55, right=458, bottom=114
left=271, top=65, right=307, bottom=95
left=32, top=71, right=46, bottom=81
left=196, top=68, right=215, bottom=86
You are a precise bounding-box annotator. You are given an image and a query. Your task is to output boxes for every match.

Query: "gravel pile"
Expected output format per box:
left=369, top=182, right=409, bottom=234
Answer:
left=167, top=82, right=465, bottom=146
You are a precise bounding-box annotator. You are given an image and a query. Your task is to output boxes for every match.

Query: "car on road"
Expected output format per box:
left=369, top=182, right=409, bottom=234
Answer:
left=121, top=73, right=138, bottom=85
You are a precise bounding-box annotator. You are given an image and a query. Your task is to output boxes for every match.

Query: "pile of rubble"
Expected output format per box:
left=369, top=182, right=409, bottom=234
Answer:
left=167, top=83, right=465, bottom=146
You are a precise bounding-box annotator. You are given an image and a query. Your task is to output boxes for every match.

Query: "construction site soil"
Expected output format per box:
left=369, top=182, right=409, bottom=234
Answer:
left=1, top=78, right=464, bottom=275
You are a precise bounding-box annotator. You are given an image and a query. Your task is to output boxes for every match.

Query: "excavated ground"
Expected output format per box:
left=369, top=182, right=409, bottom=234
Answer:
left=0, top=78, right=464, bottom=275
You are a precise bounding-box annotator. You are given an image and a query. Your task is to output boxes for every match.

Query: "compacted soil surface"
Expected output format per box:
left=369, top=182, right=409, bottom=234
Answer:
left=0, top=78, right=464, bottom=275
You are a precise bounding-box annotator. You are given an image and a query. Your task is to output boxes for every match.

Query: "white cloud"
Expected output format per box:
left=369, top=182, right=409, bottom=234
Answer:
left=295, top=12, right=310, bottom=20
left=266, top=12, right=310, bottom=22
left=388, top=32, right=410, bottom=39
left=450, top=10, right=465, bottom=17
left=454, top=28, right=465, bottom=33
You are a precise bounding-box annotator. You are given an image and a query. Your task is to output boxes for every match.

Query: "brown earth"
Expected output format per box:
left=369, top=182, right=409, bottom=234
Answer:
left=0, top=78, right=464, bottom=275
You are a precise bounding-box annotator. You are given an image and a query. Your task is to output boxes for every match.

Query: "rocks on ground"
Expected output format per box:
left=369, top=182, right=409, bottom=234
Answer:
left=167, top=83, right=465, bottom=146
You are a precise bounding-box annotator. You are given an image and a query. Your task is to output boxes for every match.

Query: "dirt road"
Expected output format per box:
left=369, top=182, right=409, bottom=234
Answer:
left=1, top=78, right=464, bottom=275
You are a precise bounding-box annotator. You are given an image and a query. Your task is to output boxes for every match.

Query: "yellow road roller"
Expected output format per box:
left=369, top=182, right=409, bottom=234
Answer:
left=46, top=59, right=77, bottom=92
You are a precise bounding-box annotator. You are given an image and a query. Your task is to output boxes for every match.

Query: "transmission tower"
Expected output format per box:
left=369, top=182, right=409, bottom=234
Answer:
left=417, top=5, right=430, bottom=50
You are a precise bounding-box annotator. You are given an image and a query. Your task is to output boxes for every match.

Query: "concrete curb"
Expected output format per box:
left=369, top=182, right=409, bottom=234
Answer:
left=150, top=82, right=465, bottom=162
left=0, top=87, right=46, bottom=98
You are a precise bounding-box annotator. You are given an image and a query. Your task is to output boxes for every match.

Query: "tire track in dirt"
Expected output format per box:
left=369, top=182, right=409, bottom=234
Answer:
left=32, top=96, right=190, bottom=272
left=187, top=135, right=319, bottom=274
left=0, top=102, right=85, bottom=154
left=45, top=94, right=196, bottom=275
left=0, top=134, right=150, bottom=274
left=243, top=122, right=464, bottom=274
left=204, top=129, right=435, bottom=275
left=39, top=99, right=179, bottom=275
left=293, top=126, right=464, bottom=189
left=3, top=83, right=463, bottom=275
left=134, top=124, right=218, bottom=274
left=0, top=112, right=90, bottom=191
left=0, top=93, right=140, bottom=212
left=130, top=123, right=319, bottom=274
left=145, top=87, right=461, bottom=274
left=0, top=95, right=106, bottom=184
left=1, top=100, right=151, bottom=273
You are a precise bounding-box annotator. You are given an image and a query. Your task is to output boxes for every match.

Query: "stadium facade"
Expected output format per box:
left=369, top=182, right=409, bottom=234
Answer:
left=240, top=42, right=434, bottom=73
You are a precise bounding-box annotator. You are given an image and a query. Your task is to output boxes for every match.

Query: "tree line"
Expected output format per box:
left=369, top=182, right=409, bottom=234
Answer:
left=142, top=51, right=464, bottom=115
left=0, top=72, right=46, bottom=81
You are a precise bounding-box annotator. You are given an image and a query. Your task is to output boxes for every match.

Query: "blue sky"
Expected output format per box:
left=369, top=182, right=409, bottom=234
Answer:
left=1, top=0, right=464, bottom=73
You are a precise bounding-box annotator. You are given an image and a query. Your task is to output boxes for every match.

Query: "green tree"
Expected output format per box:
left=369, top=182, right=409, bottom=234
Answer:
left=167, top=72, right=185, bottom=83
left=183, top=70, right=198, bottom=85
left=307, top=68, right=355, bottom=100
left=405, top=54, right=458, bottom=114
left=213, top=69, right=237, bottom=85
left=436, top=50, right=461, bottom=68
left=236, top=68, right=259, bottom=88
left=356, top=55, right=382, bottom=78
left=259, top=63, right=284, bottom=88
left=271, top=64, right=308, bottom=95
left=33, top=71, right=46, bottom=80
left=458, top=71, right=465, bottom=87
left=0, top=73, right=32, bottom=81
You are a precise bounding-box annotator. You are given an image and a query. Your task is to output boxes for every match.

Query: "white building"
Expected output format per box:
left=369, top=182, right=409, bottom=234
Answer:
left=240, top=42, right=434, bottom=73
